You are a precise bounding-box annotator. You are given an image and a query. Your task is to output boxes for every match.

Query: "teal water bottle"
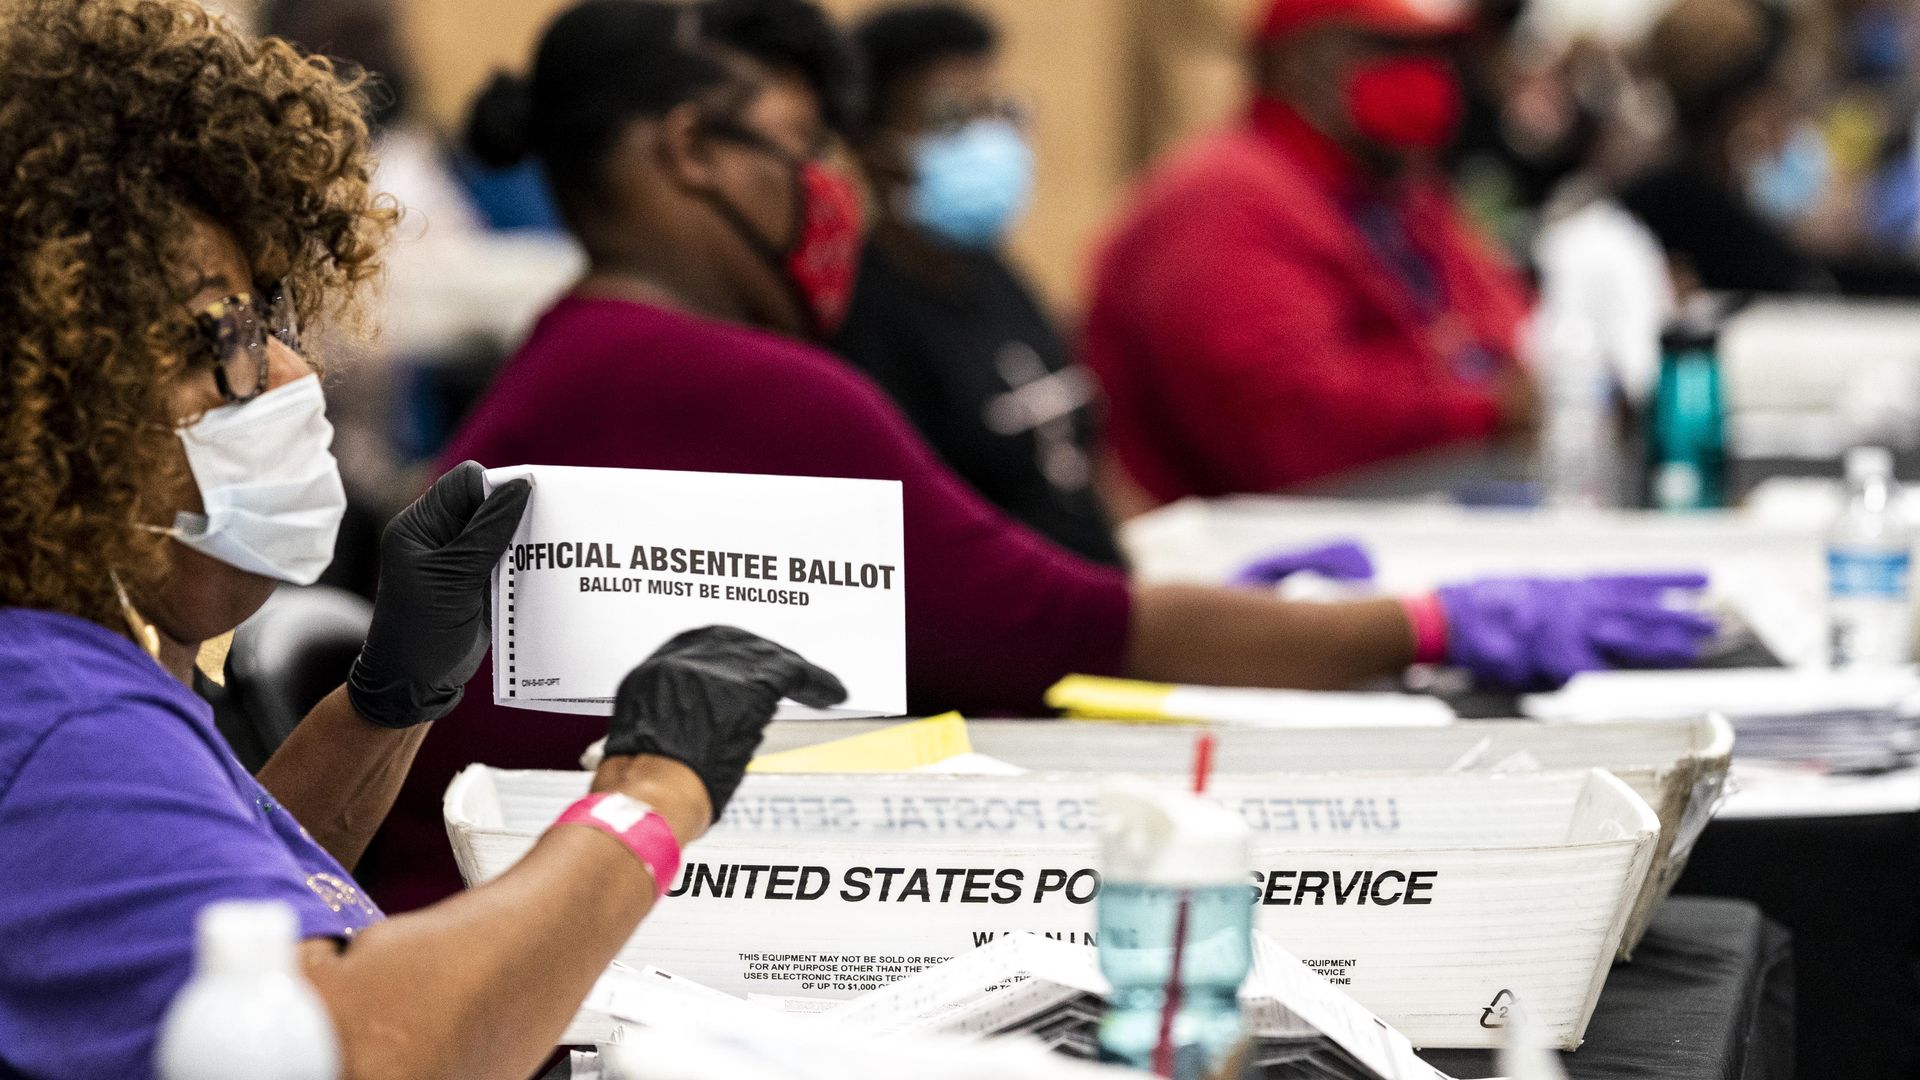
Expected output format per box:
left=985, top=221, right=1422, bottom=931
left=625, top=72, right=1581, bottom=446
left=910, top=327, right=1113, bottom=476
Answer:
left=1096, top=785, right=1252, bottom=1078
left=1647, top=323, right=1727, bottom=511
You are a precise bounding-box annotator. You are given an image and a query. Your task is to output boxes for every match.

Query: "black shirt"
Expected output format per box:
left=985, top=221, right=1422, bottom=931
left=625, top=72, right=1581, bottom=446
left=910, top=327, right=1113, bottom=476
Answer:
left=833, top=239, right=1122, bottom=565
left=1620, top=163, right=1920, bottom=298
left=1618, top=164, right=1832, bottom=294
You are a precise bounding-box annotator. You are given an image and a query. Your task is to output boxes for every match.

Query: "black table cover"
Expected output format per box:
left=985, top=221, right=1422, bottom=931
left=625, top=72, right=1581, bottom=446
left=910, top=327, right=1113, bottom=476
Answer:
left=1422, top=897, right=1793, bottom=1080
left=1678, top=814, right=1920, bottom=1080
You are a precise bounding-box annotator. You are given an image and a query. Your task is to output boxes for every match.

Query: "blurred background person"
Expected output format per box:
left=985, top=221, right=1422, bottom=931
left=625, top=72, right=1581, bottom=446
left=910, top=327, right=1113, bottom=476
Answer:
left=1844, top=0, right=1920, bottom=260
left=1081, top=0, right=1538, bottom=516
left=835, top=3, right=1121, bottom=565
left=1445, top=0, right=1591, bottom=256
left=1618, top=0, right=1840, bottom=294
left=1442, top=1, right=1674, bottom=266
left=1619, top=0, right=1920, bottom=299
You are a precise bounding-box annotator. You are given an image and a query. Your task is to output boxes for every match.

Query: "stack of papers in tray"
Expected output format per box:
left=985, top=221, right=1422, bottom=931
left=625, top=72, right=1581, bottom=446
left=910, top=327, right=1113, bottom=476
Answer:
left=818, top=933, right=1110, bottom=1053
left=563, top=934, right=1470, bottom=1080
left=571, top=958, right=1137, bottom=1080
left=821, top=933, right=1457, bottom=1080
left=1723, top=708, right=1920, bottom=773
left=1525, top=668, right=1920, bottom=775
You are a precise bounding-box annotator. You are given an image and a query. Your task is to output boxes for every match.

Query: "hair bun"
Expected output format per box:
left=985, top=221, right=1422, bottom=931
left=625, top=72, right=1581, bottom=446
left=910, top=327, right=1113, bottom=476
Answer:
left=464, top=71, right=534, bottom=169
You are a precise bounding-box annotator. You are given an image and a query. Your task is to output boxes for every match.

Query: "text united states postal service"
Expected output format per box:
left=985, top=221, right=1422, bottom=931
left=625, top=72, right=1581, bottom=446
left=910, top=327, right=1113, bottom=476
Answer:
left=483, top=465, right=906, bottom=719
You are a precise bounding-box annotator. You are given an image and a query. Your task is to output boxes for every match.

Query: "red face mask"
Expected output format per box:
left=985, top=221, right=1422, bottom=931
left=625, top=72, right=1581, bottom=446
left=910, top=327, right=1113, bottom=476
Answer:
left=785, top=161, right=864, bottom=338
left=1342, top=55, right=1464, bottom=153
left=702, top=131, right=866, bottom=341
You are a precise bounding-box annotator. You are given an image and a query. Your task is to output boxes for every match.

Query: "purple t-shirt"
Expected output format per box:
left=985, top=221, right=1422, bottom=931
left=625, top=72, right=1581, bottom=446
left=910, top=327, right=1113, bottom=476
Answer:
left=0, top=608, right=381, bottom=1080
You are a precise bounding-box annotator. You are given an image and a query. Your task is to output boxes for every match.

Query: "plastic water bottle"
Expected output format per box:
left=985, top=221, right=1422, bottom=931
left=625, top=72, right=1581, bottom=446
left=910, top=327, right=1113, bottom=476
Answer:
left=1828, top=446, right=1915, bottom=668
left=1096, top=784, right=1252, bottom=1078
left=1533, top=312, right=1615, bottom=508
left=156, top=900, right=340, bottom=1080
left=1647, top=321, right=1727, bottom=512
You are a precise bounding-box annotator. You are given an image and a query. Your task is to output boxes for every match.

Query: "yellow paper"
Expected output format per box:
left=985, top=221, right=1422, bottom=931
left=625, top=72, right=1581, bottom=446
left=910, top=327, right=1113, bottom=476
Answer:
left=747, top=712, right=970, bottom=773
left=195, top=630, right=234, bottom=687
left=1044, top=674, right=1194, bottom=724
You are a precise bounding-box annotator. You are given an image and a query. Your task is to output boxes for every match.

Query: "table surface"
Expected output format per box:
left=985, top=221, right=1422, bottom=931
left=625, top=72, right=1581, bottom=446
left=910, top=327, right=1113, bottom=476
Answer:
left=1422, top=896, right=1792, bottom=1080
left=1680, top=814, right=1920, bottom=1080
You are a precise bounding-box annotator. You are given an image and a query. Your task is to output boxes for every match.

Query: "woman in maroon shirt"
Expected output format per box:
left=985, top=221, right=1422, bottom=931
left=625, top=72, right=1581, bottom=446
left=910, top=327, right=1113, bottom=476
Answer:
left=356, top=0, right=1714, bottom=912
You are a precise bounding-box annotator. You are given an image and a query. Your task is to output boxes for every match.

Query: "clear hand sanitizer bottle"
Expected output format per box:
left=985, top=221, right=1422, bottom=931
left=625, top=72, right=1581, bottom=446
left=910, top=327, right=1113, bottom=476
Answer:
left=156, top=900, right=340, bottom=1080
left=1828, top=446, right=1916, bottom=668
left=1533, top=311, right=1616, bottom=509
left=1096, top=784, right=1252, bottom=1078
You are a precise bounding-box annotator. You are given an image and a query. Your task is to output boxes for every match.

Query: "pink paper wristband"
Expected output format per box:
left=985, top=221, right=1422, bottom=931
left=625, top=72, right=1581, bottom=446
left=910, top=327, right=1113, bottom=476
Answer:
left=1399, top=592, right=1449, bottom=665
left=552, top=793, right=682, bottom=895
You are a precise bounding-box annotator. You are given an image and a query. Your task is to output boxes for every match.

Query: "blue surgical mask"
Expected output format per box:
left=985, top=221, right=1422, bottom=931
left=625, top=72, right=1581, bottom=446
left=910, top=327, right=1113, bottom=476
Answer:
left=1745, top=125, right=1832, bottom=226
left=907, top=118, right=1033, bottom=248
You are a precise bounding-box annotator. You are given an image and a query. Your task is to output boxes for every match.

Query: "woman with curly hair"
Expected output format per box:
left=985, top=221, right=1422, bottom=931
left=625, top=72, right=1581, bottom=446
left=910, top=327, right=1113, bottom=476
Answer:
left=0, top=2, right=840, bottom=1077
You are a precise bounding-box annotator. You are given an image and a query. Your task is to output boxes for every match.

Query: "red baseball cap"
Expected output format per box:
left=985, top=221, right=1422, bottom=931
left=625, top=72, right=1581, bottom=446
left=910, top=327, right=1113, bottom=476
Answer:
left=1254, top=0, right=1474, bottom=43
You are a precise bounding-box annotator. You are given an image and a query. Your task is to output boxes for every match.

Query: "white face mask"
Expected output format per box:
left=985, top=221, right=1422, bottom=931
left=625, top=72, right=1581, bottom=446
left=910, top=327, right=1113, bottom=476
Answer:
left=165, top=373, right=346, bottom=585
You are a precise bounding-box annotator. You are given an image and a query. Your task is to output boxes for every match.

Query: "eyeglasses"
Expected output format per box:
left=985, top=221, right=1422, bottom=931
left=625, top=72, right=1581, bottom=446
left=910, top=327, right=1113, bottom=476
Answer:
left=923, top=95, right=1031, bottom=138
left=193, top=280, right=300, bottom=404
left=703, top=111, right=846, bottom=163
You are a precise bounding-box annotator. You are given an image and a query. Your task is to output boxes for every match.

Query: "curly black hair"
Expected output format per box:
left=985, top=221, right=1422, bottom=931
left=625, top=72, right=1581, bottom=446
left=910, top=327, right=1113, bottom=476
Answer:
left=0, top=0, right=392, bottom=629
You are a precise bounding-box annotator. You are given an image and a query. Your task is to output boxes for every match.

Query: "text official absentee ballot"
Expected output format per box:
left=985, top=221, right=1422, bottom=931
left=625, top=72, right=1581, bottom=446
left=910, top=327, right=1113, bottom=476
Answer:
left=483, top=465, right=907, bottom=719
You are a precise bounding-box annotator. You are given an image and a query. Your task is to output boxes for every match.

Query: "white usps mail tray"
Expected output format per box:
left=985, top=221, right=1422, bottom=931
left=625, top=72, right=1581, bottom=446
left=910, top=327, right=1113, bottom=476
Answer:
left=483, top=464, right=906, bottom=719
left=446, top=766, right=1658, bottom=1049
left=758, top=714, right=1732, bottom=959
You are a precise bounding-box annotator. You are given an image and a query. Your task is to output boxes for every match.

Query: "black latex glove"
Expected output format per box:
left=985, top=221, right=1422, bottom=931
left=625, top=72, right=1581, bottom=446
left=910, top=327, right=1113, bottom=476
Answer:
left=348, top=461, right=531, bottom=728
left=604, top=626, right=846, bottom=815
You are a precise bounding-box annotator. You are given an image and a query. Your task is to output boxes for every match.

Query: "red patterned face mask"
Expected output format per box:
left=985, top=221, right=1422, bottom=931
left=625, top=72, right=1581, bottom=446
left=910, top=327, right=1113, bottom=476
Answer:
left=1342, top=55, right=1464, bottom=153
left=783, top=161, right=864, bottom=338
left=699, top=118, right=867, bottom=341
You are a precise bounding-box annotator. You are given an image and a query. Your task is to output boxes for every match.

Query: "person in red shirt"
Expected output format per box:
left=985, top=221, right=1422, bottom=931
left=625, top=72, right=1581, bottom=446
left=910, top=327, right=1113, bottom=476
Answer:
left=1082, top=0, right=1538, bottom=513
left=352, top=0, right=1713, bottom=914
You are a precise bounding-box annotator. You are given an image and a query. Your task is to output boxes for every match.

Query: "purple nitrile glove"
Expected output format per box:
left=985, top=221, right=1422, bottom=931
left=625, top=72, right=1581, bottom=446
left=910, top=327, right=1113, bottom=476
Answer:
left=1436, top=572, right=1718, bottom=690
left=1231, top=540, right=1377, bottom=589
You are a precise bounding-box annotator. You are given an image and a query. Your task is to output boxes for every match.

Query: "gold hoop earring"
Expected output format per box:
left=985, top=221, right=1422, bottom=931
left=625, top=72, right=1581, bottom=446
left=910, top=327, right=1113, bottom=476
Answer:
left=110, top=570, right=162, bottom=662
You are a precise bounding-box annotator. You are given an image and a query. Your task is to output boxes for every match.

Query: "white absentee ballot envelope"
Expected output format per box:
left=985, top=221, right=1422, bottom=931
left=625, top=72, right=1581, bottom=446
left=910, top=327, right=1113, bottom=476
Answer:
left=483, top=465, right=906, bottom=719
